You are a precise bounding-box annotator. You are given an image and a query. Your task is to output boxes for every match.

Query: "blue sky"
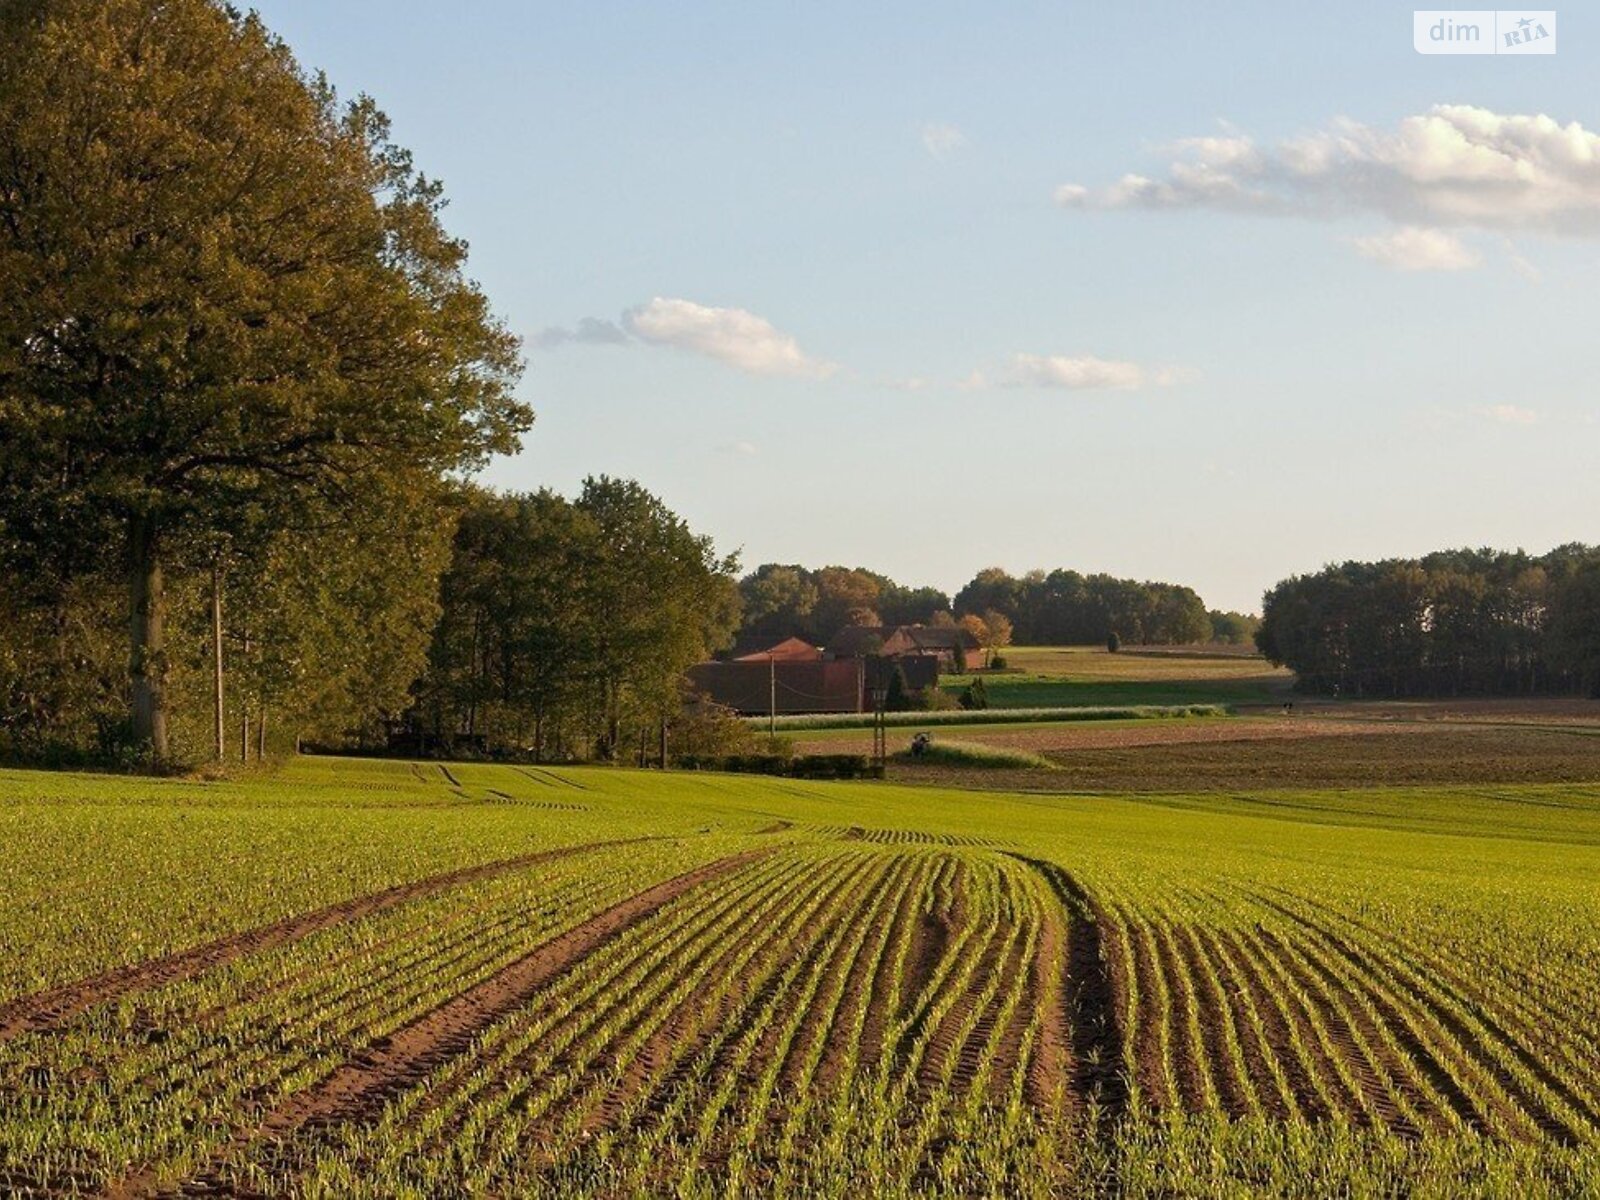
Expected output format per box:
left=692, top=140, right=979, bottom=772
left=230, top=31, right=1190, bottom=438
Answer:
left=253, top=2, right=1597, bottom=613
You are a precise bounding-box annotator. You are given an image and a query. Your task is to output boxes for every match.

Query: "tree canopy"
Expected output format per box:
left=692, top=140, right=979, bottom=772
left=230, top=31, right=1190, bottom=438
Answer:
left=416, top=481, right=741, bottom=761
left=0, top=0, right=528, bottom=758
left=1256, top=546, right=1600, bottom=697
left=953, top=567, right=1212, bottom=646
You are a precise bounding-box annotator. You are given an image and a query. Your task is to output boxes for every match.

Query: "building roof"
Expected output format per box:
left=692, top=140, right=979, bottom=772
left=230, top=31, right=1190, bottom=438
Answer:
left=732, top=636, right=821, bottom=662
left=831, top=624, right=979, bottom=658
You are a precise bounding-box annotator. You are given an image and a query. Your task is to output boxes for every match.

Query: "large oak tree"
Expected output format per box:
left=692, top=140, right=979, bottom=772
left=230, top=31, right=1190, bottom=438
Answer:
left=0, top=0, right=528, bottom=757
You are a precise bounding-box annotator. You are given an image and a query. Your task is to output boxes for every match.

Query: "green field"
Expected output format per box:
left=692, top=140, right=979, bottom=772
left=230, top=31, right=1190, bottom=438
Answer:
left=942, top=645, right=1293, bottom=709
left=3, top=757, right=1599, bottom=1196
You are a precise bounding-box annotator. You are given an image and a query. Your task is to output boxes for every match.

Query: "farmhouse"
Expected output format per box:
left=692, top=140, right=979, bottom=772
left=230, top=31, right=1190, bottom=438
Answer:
left=686, top=658, right=864, bottom=715
left=688, top=624, right=965, bottom=715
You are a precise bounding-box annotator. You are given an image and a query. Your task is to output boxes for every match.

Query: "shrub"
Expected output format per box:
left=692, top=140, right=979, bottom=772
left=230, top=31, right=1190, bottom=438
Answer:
left=884, top=665, right=913, bottom=712
left=1107, top=631, right=1121, bottom=653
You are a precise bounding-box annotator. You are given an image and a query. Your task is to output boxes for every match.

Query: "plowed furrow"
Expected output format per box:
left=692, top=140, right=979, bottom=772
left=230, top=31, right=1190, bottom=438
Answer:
left=819, top=857, right=927, bottom=1086
left=1261, top=890, right=1596, bottom=1142
left=859, top=858, right=936, bottom=1071
left=1122, top=912, right=1175, bottom=1109
left=915, top=921, right=1010, bottom=1099
left=1147, top=921, right=1211, bottom=1111
left=492, top=853, right=855, bottom=1155
left=1265, top=928, right=1441, bottom=1136
left=1008, top=858, right=1128, bottom=1117
left=1267, top=903, right=1539, bottom=1140
left=1209, top=927, right=1328, bottom=1122
left=1172, top=924, right=1253, bottom=1118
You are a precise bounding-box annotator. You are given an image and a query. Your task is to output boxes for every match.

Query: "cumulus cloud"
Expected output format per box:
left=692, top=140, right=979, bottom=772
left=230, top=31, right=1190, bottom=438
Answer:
left=1057, top=106, right=1600, bottom=237
left=531, top=298, right=833, bottom=379
left=622, top=297, right=833, bottom=378
left=993, top=354, right=1194, bottom=392
left=1352, top=226, right=1482, bottom=271
left=1483, top=404, right=1539, bottom=424
left=921, top=122, right=968, bottom=160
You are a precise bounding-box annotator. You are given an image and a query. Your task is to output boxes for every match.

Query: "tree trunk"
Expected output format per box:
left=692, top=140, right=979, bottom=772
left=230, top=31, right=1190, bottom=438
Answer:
left=258, top=705, right=268, bottom=761
left=129, top=515, right=170, bottom=760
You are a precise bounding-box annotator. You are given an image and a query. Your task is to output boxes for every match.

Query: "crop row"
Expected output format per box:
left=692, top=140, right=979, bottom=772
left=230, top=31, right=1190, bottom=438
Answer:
left=1096, top=879, right=1600, bottom=1149
left=159, top=845, right=1072, bottom=1197
left=0, top=836, right=743, bottom=1194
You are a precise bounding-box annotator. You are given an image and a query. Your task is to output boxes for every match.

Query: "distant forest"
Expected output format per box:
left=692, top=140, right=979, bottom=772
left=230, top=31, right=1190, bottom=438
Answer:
left=1257, top=546, right=1600, bottom=698
left=738, top=564, right=1253, bottom=647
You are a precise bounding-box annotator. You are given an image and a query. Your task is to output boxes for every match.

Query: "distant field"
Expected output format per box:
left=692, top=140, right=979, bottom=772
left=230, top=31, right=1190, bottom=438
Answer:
left=3, top=755, right=1599, bottom=1195
left=944, top=644, right=1293, bottom=709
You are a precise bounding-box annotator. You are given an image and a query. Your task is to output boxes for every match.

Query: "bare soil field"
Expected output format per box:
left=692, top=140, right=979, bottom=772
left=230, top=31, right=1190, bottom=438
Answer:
left=889, top=724, right=1600, bottom=792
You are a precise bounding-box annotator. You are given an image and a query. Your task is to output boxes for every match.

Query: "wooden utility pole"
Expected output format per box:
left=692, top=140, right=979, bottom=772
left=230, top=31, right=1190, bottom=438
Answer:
left=239, top=634, right=250, bottom=762
left=211, top=560, right=224, bottom=762
left=868, top=658, right=887, bottom=774
left=768, top=654, right=776, bottom=738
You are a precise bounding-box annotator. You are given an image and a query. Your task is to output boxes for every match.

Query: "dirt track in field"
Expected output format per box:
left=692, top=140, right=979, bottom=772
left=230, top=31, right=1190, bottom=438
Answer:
left=101, top=849, right=773, bottom=1199
left=0, top=837, right=652, bottom=1045
left=256, top=849, right=772, bottom=1136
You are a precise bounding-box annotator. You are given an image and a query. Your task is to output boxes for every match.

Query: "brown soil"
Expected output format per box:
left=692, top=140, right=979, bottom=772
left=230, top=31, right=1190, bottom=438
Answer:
left=1171, top=924, right=1252, bottom=1118
left=1008, top=857, right=1127, bottom=1118
left=1022, top=897, right=1068, bottom=1111
left=0, top=837, right=653, bottom=1044
left=1208, top=926, right=1326, bottom=1122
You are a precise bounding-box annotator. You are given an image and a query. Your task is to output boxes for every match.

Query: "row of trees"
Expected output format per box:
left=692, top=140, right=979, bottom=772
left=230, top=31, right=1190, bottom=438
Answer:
left=415, top=481, right=740, bottom=761
left=738, top=563, right=1235, bottom=648
left=0, top=0, right=529, bottom=762
left=738, top=565, right=950, bottom=642
left=1256, top=546, right=1600, bottom=697
left=952, top=568, right=1213, bottom=646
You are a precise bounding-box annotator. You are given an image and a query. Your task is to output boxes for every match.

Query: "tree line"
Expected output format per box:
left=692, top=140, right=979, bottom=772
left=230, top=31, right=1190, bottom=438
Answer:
left=414, top=481, right=739, bottom=762
left=1256, top=546, right=1600, bottom=698
left=953, top=567, right=1217, bottom=646
left=737, top=563, right=1245, bottom=648
left=0, top=0, right=527, bottom=763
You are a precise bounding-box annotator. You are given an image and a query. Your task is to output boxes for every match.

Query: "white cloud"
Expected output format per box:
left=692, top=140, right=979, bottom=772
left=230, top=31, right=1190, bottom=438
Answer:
left=623, top=297, right=833, bottom=378
left=716, top=440, right=760, bottom=456
left=1351, top=226, right=1482, bottom=271
left=1483, top=404, right=1539, bottom=425
left=1057, top=106, right=1600, bottom=236
left=921, top=122, right=968, bottom=160
left=999, top=354, right=1192, bottom=392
